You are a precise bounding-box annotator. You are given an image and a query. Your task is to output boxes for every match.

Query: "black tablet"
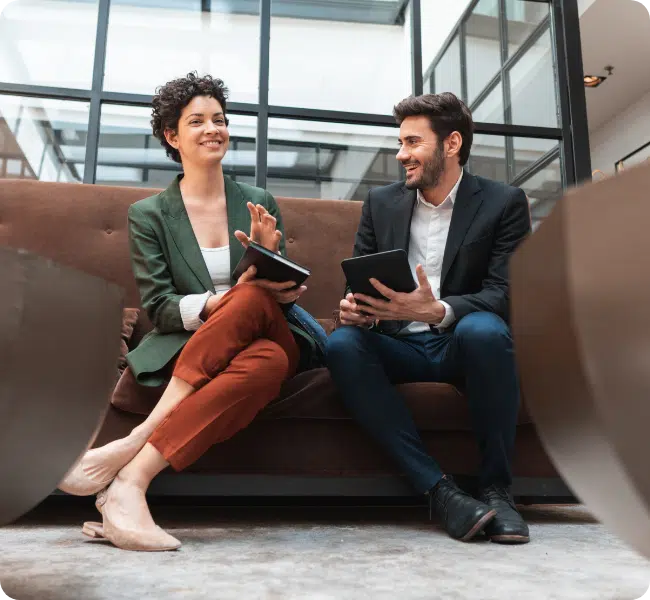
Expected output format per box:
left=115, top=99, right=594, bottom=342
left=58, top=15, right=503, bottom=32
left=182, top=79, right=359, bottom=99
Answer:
left=341, top=250, right=417, bottom=300
left=232, top=241, right=311, bottom=287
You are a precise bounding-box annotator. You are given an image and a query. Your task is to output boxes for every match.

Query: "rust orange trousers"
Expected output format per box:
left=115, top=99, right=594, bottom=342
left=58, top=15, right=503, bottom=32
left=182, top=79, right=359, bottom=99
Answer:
left=148, top=283, right=299, bottom=471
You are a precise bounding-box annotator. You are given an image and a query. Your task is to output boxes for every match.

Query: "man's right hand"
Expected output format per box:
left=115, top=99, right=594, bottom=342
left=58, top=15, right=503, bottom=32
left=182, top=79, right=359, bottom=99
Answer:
left=339, top=293, right=376, bottom=327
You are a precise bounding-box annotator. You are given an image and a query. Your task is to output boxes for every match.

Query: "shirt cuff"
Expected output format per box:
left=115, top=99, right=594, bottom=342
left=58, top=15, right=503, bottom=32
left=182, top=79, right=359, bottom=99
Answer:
left=179, top=291, right=213, bottom=331
left=437, top=300, right=456, bottom=330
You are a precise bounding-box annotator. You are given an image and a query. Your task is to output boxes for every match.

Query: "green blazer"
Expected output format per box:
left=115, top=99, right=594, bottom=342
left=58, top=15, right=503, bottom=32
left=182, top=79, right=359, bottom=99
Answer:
left=126, top=174, right=288, bottom=387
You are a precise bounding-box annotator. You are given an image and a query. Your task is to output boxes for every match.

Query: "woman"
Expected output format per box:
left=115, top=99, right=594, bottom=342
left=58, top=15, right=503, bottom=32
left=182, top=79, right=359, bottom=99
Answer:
left=58, top=72, right=326, bottom=552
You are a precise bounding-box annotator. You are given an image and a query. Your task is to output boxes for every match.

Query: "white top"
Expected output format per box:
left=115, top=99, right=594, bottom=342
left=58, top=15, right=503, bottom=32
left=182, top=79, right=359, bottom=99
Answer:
left=200, top=245, right=232, bottom=293
left=178, top=245, right=232, bottom=331
left=400, top=172, right=462, bottom=335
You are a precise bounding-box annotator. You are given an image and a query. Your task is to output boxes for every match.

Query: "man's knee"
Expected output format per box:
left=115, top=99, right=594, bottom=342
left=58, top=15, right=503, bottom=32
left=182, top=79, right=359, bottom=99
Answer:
left=326, top=325, right=371, bottom=364
left=454, top=312, right=511, bottom=349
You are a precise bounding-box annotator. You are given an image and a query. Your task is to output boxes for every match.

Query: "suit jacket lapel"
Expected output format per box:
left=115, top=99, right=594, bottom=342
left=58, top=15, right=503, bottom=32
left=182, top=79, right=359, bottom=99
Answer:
left=161, top=175, right=214, bottom=292
left=224, top=175, right=250, bottom=282
left=392, top=186, right=417, bottom=252
left=440, top=171, right=483, bottom=286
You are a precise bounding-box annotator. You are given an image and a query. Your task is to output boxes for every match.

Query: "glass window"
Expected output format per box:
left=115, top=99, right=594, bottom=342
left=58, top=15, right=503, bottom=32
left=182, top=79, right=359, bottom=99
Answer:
left=472, top=80, right=504, bottom=124
left=104, top=1, right=260, bottom=103
left=518, top=157, right=562, bottom=230
left=512, top=137, right=558, bottom=179
left=465, top=0, right=502, bottom=105
left=95, top=104, right=257, bottom=188
left=506, top=0, right=550, bottom=57
left=507, top=27, right=558, bottom=128
left=268, top=4, right=410, bottom=113
left=0, top=95, right=89, bottom=183
left=433, top=35, right=462, bottom=99
left=421, top=0, right=472, bottom=84
left=266, top=118, right=400, bottom=200
left=0, top=0, right=99, bottom=89
left=468, top=134, right=506, bottom=182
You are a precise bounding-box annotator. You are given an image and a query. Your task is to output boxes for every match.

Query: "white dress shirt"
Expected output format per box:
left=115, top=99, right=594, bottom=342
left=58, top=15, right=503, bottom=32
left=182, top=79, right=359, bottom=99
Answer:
left=178, top=245, right=232, bottom=331
left=400, top=171, right=463, bottom=335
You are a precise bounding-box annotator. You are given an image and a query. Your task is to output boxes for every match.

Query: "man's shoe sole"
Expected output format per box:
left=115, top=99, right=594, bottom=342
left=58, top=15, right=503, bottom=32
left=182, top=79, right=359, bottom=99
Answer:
left=460, top=509, right=497, bottom=542
left=489, top=534, right=530, bottom=544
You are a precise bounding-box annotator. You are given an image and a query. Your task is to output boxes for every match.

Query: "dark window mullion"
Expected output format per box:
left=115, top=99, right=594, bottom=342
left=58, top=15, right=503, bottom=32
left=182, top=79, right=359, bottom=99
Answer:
left=459, top=21, right=468, bottom=103
left=501, top=0, right=514, bottom=182
left=256, top=0, right=271, bottom=189
left=411, top=0, right=423, bottom=96
left=83, top=0, right=111, bottom=184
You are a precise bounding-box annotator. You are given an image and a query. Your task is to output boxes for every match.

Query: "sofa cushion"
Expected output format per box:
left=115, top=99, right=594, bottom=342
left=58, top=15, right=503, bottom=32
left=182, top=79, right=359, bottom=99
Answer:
left=118, top=308, right=140, bottom=378
left=112, top=366, right=166, bottom=415
left=263, top=368, right=532, bottom=430
left=111, top=366, right=531, bottom=432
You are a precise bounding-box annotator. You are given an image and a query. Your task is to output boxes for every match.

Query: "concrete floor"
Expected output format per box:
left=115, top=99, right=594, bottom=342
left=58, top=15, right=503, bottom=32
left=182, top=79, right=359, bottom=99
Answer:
left=1, top=502, right=649, bottom=600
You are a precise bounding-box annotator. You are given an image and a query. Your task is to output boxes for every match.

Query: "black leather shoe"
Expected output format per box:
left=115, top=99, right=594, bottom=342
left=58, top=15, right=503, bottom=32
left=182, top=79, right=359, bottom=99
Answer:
left=428, top=476, right=496, bottom=541
left=479, top=485, right=530, bottom=544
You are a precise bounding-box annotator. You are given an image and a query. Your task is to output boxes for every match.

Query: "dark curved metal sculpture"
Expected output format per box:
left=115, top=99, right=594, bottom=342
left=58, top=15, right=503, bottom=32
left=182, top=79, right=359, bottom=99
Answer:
left=510, top=162, right=650, bottom=560
left=0, top=247, right=122, bottom=526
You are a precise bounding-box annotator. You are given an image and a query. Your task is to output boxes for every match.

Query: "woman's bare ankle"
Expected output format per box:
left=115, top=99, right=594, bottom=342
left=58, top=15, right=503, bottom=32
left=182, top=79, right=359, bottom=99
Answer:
left=129, top=424, right=153, bottom=447
left=113, top=467, right=149, bottom=493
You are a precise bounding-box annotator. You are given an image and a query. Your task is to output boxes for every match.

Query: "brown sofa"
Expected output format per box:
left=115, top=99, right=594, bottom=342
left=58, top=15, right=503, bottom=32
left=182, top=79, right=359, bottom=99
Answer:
left=0, top=179, right=570, bottom=500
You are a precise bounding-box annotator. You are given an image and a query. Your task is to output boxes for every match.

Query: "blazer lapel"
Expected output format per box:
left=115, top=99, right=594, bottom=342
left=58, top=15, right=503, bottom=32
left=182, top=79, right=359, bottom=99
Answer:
left=161, top=175, right=214, bottom=292
left=224, top=175, right=250, bottom=282
left=440, top=172, right=483, bottom=286
left=391, top=186, right=417, bottom=252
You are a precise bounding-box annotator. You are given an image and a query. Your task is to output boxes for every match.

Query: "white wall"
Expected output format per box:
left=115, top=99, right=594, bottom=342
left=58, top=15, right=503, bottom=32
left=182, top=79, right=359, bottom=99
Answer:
left=590, top=88, right=650, bottom=174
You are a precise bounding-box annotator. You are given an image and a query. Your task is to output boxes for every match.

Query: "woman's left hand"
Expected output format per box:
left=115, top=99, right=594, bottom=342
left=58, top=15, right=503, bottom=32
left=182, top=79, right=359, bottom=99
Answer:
left=234, top=203, right=282, bottom=253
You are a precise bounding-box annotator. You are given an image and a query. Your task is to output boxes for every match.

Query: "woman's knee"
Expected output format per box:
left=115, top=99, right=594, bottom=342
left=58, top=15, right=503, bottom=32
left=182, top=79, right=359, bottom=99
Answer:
left=454, top=312, right=511, bottom=348
left=247, top=339, right=290, bottom=381
left=233, top=282, right=275, bottom=303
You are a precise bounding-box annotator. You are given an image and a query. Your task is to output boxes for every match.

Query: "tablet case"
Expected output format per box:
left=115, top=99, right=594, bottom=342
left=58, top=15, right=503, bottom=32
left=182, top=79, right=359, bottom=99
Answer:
left=341, top=249, right=417, bottom=300
left=232, top=241, right=311, bottom=286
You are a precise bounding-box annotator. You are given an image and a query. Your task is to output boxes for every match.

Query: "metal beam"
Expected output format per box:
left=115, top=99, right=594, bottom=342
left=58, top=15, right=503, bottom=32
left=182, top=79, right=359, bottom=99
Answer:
left=511, top=145, right=561, bottom=188
left=553, top=0, right=591, bottom=184
left=83, top=0, right=111, bottom=184
left=0, top=83, right=91, bottom=102
left=267, top=106, right=397, bottom=127
left=255, top=0, right=271, bottom=188
left=410, top=0, right=423, bottom=96
left=98, top=92, right=260, bottom=117
left=473, top=122, right=562, bottom=139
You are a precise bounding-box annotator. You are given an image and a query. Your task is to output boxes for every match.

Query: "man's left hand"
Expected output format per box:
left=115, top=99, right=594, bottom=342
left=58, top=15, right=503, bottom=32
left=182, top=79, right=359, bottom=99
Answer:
left=354, top=264, right=446, bottom=324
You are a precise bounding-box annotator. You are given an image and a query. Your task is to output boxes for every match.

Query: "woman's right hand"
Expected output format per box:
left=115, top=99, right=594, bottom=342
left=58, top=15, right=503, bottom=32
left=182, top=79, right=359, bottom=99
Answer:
left=239, top=265, right=306, bottom=304
left=234, top=203, right=282, bottom=253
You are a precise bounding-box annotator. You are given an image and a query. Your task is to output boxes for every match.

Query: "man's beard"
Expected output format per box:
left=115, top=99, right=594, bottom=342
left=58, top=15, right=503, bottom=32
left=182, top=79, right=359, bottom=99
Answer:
left=404, top=142, right=446, bottom=190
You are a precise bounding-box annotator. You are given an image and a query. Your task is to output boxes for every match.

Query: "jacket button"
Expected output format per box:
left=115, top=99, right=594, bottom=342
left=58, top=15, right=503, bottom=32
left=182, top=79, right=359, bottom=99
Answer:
left=105, top=228, right=113, bottom=235
left=288, top=237, right=295, bottom=243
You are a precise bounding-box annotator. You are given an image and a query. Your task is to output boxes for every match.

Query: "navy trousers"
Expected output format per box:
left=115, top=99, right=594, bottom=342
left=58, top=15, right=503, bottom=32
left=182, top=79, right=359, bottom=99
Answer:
left=326, top=312, right=520, bottom=494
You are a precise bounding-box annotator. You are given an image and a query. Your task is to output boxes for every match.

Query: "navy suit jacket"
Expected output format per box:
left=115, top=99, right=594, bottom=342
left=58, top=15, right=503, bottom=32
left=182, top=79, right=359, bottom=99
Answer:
left=349, top=170, right=532, bottom=333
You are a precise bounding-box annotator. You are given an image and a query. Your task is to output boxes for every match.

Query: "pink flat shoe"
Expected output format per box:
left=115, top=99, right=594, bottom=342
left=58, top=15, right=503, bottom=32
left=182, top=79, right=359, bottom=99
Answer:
left=82, top=521, right=105, bottom=538
left=57, top=454, right=119, bottom=497
left=93, top=487, right=181, bottom=552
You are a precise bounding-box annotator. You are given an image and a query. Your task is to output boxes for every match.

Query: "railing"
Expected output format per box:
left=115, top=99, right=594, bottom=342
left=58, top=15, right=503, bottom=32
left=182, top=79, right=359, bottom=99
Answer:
left=615, top=141, right=650, bottom=173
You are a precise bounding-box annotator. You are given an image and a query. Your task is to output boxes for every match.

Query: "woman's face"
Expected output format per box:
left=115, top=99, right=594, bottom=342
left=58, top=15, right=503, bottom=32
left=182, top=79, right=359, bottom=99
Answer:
left=165, top=95, right=230, bottom=167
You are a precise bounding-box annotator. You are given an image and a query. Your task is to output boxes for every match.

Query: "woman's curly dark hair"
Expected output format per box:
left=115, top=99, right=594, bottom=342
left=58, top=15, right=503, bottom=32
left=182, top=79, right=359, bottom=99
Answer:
left=151, top=72, right=230, bottom=164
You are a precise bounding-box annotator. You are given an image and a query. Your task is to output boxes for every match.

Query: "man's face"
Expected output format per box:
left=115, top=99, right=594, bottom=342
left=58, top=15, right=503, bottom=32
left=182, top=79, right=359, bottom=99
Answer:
left=396, top=115, right=446, bottom=190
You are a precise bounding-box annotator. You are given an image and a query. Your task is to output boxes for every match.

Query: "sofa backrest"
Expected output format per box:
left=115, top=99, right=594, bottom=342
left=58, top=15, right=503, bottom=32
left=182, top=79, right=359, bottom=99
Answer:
left=0, top=179, right=362, bottom=323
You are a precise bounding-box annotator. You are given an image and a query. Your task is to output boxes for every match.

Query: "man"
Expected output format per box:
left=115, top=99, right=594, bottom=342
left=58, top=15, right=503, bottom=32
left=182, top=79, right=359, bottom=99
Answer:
left=326, top=93, right=531, bottom=544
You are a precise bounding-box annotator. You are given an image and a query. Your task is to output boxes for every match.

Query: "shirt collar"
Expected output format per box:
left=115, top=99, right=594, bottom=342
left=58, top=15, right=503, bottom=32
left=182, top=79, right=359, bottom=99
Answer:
left=417, top=169, right=464, bottom=207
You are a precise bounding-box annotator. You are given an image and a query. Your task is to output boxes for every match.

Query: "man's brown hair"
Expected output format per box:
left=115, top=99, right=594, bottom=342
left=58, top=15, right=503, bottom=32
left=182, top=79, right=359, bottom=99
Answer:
left=393, top=92, right=474, bottom=166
